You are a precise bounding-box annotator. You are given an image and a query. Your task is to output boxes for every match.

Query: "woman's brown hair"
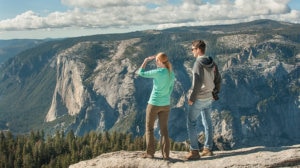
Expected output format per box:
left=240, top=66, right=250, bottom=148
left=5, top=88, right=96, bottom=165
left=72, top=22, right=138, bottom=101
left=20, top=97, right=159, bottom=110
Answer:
left=156, top=52, right=172, bottom=74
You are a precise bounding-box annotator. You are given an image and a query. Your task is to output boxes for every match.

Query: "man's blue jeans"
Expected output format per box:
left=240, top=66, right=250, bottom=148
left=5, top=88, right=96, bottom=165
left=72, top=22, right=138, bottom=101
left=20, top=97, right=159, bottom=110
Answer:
left=187, top=98, right=213, bottom=150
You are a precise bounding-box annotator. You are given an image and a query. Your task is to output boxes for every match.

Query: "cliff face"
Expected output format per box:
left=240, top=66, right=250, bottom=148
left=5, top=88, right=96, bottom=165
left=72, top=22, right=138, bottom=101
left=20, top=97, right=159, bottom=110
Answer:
left=46, top=43, right=88, bottom=122
left=214, top=37, right=300, bottom=148
left=0, top=20, right=299, bottom=148
left=45, top=39, right=142, bottom=135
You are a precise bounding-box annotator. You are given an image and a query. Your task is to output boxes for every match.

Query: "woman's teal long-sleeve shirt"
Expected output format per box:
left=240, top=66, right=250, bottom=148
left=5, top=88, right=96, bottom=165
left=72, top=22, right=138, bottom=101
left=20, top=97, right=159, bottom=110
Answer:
left=137, top=68, right=175, bottom=106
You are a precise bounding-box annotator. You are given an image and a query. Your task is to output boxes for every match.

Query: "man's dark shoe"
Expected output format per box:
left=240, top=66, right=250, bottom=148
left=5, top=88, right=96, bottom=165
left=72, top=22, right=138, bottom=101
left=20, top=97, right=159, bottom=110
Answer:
left=185, top=150, right=200, bottom=160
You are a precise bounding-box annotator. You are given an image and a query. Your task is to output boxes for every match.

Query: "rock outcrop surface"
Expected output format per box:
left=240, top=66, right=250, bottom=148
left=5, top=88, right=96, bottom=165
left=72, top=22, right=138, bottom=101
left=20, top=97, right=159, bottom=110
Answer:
left=69, top=144, right=300, bottom=168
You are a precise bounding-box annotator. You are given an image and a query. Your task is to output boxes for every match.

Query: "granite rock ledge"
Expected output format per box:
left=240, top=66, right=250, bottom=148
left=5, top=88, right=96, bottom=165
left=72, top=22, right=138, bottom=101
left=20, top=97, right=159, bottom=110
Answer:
left=69, top=144, right=300, bottom=168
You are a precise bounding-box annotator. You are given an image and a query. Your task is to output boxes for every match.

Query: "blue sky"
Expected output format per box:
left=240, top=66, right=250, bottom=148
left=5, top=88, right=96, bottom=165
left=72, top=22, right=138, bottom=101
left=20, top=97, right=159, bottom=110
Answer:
left=0, top=0, right=299, bottom=39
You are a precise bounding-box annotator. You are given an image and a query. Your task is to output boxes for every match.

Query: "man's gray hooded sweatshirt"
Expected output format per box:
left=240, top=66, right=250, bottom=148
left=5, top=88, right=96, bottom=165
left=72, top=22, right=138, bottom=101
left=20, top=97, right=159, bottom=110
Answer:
left=189, top=55, right=221, bottom=102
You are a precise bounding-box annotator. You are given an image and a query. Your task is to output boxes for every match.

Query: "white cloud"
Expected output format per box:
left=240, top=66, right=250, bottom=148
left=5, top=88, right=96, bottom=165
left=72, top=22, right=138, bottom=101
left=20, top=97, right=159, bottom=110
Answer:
left=61, top=0, right=166, bottom=8
left=0, top=0, right=299, bottom=32
left=234, top=0, right=290, bottom=16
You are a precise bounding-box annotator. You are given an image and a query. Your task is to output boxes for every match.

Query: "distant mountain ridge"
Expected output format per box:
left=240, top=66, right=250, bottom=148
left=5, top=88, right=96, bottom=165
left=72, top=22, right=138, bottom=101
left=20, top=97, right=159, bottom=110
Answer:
left=0, top=39, right=52, bottom=65
left=0, top=19, right=299, bottom=149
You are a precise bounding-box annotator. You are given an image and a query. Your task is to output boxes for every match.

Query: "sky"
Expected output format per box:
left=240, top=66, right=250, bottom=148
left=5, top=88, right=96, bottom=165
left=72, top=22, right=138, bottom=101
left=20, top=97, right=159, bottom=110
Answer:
left=0, top=0, right=299, bottom=40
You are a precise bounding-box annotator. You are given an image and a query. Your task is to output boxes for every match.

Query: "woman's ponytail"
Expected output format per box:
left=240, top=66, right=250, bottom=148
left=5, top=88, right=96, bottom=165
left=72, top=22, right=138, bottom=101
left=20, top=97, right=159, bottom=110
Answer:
left=156, top=52, right=172, bottom=74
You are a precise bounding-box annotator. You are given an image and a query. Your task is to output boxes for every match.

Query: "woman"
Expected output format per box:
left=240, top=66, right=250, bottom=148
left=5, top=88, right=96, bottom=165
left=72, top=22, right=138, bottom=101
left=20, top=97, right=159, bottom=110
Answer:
left=137, top=52, right=175, bottom=160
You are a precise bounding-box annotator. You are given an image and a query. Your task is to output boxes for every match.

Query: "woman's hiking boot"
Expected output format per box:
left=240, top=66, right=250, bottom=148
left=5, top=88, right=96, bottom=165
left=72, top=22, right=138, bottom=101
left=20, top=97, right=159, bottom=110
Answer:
left=185, top=150, right=200, bottom=160
left=141, top=153, right=154, bottom=159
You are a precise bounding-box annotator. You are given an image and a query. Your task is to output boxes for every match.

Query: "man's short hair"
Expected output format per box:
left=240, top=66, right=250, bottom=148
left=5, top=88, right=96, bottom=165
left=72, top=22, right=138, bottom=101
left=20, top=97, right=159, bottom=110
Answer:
left=192, top=40, right=206, bottom=54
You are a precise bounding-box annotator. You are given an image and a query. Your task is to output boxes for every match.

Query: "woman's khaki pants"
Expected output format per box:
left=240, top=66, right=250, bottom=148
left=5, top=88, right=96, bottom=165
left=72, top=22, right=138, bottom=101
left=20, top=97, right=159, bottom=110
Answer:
left=145, top=104, right=170, bottom=158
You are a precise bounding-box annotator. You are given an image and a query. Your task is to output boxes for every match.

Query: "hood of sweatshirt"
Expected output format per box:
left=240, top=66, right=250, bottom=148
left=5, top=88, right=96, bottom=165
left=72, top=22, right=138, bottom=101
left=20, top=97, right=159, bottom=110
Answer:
left=197, top=55, right=214, bottom=68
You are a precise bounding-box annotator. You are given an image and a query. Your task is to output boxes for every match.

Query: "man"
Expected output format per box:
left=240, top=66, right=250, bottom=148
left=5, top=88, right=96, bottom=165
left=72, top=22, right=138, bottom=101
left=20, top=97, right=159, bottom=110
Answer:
left=186, top=40, right=221, bottom=160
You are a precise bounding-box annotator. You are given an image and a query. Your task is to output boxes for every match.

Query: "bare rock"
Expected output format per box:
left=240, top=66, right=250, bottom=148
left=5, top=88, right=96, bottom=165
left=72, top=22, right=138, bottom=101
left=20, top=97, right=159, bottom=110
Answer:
left=69, top=144, right=300, bottom=168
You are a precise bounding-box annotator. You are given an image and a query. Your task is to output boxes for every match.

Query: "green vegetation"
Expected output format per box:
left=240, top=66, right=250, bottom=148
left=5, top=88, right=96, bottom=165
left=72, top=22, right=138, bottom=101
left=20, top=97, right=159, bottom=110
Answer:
left=0, top=130, right=187, bottom=168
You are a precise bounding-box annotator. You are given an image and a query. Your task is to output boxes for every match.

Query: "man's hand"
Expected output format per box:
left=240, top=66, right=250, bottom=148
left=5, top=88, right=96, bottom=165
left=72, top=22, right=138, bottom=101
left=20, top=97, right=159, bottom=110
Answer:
left=212, top=89, right=219, bottom=101
left=188, top=100, right=193, bottom=105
